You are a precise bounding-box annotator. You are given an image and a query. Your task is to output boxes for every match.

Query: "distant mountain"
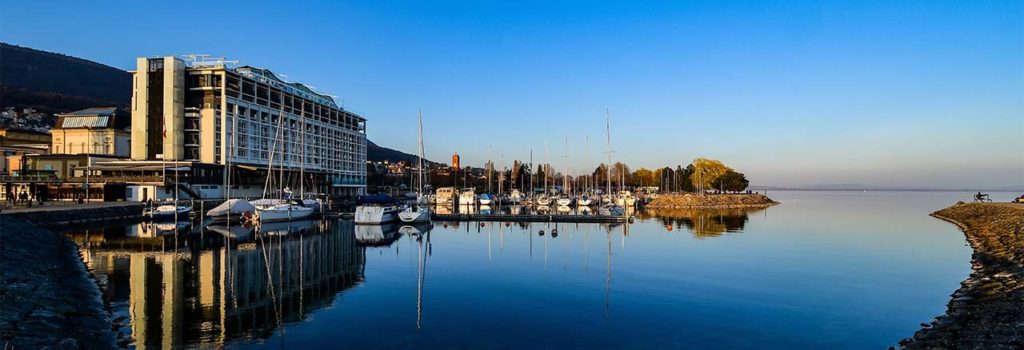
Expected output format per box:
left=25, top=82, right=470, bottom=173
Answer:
left=367, top=140, right=433, bottom=165
left=0, top=42, right=427, bottom=165
left=750, top=184, right=1024, bottom=192
left=0, top=43, right=131, bottom=116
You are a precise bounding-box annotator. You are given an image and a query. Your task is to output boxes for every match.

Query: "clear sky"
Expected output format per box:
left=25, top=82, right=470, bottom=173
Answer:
left=2, top=0, right=1021, bottom=188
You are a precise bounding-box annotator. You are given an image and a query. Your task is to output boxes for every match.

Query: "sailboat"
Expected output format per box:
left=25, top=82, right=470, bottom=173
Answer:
left=400, top=110, right=431, bottom=223
left=601, top=110, right=625, bottom=217
left=252, top=102, right=314, bottom=223
left=146, top=161, right=192, bottom=222
left=535, top=141, right=552, bottom=207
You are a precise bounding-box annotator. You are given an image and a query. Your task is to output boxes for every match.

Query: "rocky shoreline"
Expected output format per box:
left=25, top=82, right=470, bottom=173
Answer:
left=645, top=193, right=778, bottom=209
left=1, top=204, right=142, bottom=349
left=897, top=202, right=1024, bottom=349
left=0, top=216, right=118, bottom=349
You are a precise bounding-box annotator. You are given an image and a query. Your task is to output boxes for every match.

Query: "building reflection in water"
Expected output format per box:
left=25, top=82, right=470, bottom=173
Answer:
left=639, top=207, right=769, bottom=238
left=62, top=219, right=366, bottom=349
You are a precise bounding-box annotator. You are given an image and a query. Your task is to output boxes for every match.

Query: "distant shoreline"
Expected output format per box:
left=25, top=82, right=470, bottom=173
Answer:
left=749, top=188, right=1022, bottom=192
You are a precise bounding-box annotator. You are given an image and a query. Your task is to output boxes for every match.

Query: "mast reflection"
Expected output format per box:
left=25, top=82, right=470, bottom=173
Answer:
left=63, top=219, right=365, bottom=349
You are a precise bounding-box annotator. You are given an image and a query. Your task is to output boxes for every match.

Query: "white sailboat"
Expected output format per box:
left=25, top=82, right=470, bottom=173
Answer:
left=400, top=110, right=431, bottom=223
left=601, top=109, right=625, bottom=217
left=252, top=101, right=313, bottom=223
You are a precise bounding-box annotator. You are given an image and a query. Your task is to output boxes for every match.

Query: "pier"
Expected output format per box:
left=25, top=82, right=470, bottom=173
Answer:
left=432, top=213, right=629, bottom=223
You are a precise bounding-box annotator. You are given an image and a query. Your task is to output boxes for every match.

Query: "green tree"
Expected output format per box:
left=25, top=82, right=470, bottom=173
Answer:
left=691, top=158, right=730, bottom=193
left=713, top=170, right=749, bottom=193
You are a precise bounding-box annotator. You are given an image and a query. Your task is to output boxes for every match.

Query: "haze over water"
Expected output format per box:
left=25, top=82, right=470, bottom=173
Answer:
left=56, top=190, right=1001, bottom=349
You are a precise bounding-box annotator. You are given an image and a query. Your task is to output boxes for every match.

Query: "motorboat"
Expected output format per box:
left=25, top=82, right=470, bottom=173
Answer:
left=556, top=205, right=572, bottom=213
left=206, top=198, right=257, bottom=223
left=480, top=205, right=493, bottom=215
left=356, top=205, right=401, bottom=224
left=145, top=204, right=192, bottom=222
left=399, top=205, right=431, bottom=223
left=458, top=188, right=477, bottom=206
left=355, top=194, right=401, bottom=225
left=435, top=187, right=458, bottom=205
left=478, top=193, right=493, bottom=205
left=255, top=200, right=315, bottom=223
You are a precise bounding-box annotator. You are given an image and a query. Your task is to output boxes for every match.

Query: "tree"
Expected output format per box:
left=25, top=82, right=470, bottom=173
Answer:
left=691, top=158, right=730, bottom=193
left=680, top=164, right=696, bottom=192
left=631, top=168, right=655, bottom=187
left=713, top=170, right=749, bottom=193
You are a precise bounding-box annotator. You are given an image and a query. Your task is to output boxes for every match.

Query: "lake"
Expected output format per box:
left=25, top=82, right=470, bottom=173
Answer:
left=61, top=190, right=1002, bottom=349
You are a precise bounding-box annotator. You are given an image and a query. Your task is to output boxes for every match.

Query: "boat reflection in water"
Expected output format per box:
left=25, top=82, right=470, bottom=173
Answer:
left=637, top=207, right=768, bottom=238
left=60, top=219, right=365, bottom=349
left=355, top=222, right=401, bottom=247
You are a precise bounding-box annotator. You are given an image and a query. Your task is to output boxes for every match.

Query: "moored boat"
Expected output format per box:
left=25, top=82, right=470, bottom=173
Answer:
left=206, top=198, right=257, bottom=223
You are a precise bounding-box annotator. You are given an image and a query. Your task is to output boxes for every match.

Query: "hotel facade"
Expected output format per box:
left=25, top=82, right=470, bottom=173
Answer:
left=130, top=56, right=367, bottom=198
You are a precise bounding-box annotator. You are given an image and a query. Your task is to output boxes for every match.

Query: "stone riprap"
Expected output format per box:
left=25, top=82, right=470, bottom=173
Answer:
left=898, top=202, right=1024, bottom=349
left=0, top=216, right=117, bottom=349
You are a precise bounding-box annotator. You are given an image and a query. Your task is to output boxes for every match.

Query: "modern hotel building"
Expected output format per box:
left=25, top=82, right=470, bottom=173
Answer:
left=128, top=56, right=367, bottom=198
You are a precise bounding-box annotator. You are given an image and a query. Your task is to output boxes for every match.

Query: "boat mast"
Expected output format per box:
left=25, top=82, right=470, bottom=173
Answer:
left=605, top=109, right=612, bottom=200
left=417, top=110, right=425, bottom=196
left=487, top=145, right=492, bottom=194
left=300, top=101, right=306, bottom=199
left=544, top=140, right=549, bottom=196
left=563, top=137, right=569, bottom=197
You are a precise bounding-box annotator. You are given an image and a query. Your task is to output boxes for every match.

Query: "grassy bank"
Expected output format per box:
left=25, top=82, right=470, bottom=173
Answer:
left=898, top=202, right=1024, bottom=349
left=645, top=193, right=778, bottom=209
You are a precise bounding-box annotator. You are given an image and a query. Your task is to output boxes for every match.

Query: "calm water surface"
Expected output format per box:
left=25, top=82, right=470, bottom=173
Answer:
left=62, top=191, right=996, bottom=349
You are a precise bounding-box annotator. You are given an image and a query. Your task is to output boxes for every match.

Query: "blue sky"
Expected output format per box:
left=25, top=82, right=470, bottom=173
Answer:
left=2, top=0, right=1021, bottom=188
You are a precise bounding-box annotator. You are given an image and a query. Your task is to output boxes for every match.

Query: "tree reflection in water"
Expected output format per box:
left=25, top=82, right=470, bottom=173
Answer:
left=639, top=207, right=770, bottom=238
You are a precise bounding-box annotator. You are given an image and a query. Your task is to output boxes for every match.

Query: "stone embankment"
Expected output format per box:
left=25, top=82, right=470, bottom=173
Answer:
left=645, top=193, right=778, bottom=209
left=1, top=203, right=143, bottom=349
left=897, top=202, right=1024, bottom=349
left=0, top=217, right=118, bottom=349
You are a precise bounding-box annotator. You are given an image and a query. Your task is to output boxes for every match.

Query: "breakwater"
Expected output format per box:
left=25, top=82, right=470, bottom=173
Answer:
left=898, top=202, right=1024, bottom=349
left=645, top=193, right=778, bottom=209
left=0, top=216, right=119, bottom=348
left=0, top=203, right=147, bottom=348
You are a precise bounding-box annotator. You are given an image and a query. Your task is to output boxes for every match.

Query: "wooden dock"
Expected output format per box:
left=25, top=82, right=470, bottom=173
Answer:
left=432, top=213, right=628, bottom=223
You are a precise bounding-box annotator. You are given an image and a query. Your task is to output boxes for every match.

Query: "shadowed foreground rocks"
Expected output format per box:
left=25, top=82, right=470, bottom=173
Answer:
left=0, top=216, right=117, bottom=349
left=898, top=203, right=1024, bottom=349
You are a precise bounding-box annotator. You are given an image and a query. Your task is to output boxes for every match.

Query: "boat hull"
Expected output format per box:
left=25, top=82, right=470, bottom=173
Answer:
left=355, top=205, right=400, bottom=225
left=256, top=206, right=315, bottom=223
left=399, top=207, right=431, bottom=223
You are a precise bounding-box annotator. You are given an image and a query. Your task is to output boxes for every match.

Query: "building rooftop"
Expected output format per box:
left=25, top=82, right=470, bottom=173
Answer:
left=55, top=107, right=127, bottom=129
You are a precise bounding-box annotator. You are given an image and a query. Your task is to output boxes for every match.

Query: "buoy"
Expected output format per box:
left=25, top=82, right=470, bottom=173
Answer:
left=480, top=222, right=486, bottom=227
left=552, top=231, right=558, bottom=238
left=539, top=230, right=545, bottom=236
left=443, top=223, right=448, bottom=228
left=667, top=225, right=673, bottom=231
left=505, top=222, right=511, bottom=227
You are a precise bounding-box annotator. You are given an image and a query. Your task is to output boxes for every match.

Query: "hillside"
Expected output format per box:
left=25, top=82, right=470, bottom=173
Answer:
left=367, top=139, right=433, bottom=165
left=0, top=43, right=131, bottom=115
